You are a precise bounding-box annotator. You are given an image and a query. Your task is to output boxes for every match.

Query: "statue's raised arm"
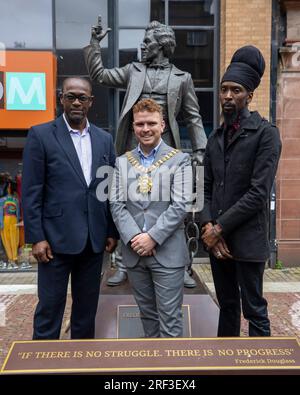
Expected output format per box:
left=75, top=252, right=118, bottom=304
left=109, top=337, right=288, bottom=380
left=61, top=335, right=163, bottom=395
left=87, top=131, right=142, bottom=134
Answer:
left=90, top=15, right=111, bottom=45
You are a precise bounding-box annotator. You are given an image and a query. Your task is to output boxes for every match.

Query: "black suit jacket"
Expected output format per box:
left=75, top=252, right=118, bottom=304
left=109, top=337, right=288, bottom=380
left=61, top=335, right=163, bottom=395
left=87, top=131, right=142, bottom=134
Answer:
left=201, top=111, right=282, bottom=261
left=22, top=115, right=118, bottom=254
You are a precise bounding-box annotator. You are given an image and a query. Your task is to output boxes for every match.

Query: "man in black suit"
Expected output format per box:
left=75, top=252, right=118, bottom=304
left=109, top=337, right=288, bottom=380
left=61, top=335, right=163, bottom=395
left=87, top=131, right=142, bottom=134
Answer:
left=201, top=46, right=282, bottom=337
left=22, top=77, right=118, bottom=339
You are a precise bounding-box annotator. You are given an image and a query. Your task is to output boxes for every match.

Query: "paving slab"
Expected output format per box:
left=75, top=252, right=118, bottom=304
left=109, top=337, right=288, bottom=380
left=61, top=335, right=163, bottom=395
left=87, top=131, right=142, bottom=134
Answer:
left=1, top=264, right=300, bottom=369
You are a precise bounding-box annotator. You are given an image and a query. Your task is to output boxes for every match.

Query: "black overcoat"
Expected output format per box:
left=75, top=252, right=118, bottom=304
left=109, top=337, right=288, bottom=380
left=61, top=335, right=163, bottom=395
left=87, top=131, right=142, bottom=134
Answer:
left=201, top=111, right=282, bottom=261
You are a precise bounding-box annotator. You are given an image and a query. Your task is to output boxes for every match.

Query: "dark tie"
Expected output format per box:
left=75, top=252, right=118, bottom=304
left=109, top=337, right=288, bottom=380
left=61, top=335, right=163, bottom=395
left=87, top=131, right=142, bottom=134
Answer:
left=148, top=63, right=169, bottom=69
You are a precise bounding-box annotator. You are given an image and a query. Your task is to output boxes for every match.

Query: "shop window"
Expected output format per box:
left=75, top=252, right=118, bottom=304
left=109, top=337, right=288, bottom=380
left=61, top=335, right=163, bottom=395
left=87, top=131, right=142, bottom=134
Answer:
left=169, top=0, right=215, bottom=26
left=119, top=0, right=150, bottom=26
left=172, top=29, right=214, bottom=88
left=150, top=0, right=165, bottom=22
left=119, top=0, right=165, bottom=26
left=0, top=0, right=53, bottom=49
left=119, top=29, right=145, bottom=65
left=0, top=164, right=34, bottom=271
left=196, top=91, right=214, bottom=136
left=178, top=91, right=213, bottom=149
left=55, top=0, right=108, bottom=49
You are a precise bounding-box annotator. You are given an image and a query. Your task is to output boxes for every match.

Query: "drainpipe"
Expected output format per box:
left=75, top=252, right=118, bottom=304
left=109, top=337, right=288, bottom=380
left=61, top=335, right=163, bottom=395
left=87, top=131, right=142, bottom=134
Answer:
left=269, top=0, right=280, bottom=268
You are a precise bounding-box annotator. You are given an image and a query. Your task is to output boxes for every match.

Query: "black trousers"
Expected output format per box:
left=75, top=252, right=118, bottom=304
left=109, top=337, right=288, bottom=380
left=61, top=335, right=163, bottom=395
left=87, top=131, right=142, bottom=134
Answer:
left=33, top=240, right=103, bottom=340
left=210, top=256, right=270, bottom=337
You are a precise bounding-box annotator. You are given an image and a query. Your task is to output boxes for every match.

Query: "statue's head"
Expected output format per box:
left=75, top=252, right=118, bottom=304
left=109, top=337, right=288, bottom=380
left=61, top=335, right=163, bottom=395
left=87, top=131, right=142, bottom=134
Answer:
left=142, top=21, right=176, bottom=61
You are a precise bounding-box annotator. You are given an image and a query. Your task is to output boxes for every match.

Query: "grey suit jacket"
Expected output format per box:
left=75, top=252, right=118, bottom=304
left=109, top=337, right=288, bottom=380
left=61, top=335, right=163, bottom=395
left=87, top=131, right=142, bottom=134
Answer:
left=110, top=141, right=192, bottom=268
left=84, top=44, right=207, bottom=155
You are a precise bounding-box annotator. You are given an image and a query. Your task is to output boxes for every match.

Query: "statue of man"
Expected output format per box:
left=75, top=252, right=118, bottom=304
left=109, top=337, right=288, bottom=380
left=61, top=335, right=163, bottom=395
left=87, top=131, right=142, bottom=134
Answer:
left=84, top=18, right=207, bottom=160
left=84, top=17, right=206, bottom=287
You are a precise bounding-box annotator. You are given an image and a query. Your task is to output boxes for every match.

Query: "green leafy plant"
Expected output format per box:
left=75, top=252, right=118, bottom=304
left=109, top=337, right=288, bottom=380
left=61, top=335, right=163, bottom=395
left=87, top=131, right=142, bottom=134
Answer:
left=275, top=260, right=283, bottom=270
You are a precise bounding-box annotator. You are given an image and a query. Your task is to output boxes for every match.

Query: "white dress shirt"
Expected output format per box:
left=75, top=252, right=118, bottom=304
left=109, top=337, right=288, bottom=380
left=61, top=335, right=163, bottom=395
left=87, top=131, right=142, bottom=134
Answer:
left=63, top=113, right=92, bottom=186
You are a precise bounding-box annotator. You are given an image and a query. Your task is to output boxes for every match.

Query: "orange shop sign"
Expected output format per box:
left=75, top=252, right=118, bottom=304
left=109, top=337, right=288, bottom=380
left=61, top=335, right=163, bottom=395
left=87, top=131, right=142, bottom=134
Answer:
left=0, top=51, right=56, bottom=129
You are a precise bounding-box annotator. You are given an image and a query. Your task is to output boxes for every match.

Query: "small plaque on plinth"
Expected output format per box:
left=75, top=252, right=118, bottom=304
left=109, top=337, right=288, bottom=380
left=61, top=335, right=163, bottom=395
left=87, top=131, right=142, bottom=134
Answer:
left=2, top=337, right=300, bottom=374
left=117, top=305, right=191, bottom=338
left=95, top=295, right=219, bottom=338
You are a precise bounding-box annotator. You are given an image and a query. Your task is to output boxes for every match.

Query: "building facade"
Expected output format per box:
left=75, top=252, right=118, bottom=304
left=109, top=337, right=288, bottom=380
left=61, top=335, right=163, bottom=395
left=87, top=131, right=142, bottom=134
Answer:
left=276, top=0, right=300, bottom=266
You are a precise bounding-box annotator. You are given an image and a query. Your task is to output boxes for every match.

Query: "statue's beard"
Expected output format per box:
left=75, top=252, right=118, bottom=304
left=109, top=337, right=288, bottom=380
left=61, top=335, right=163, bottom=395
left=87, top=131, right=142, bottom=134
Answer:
left=222, top=108, right=239, bottom=127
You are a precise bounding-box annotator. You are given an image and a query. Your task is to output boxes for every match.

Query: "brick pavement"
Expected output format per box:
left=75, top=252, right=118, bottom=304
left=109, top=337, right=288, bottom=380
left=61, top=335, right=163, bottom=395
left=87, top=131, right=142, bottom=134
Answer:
left=193, top=264, right=300, bottom=338
left=0, top=264, right=300, bottom=368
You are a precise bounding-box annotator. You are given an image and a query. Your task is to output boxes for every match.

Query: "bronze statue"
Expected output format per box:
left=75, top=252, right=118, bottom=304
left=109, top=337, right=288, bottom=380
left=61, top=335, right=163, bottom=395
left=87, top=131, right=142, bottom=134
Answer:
left=84, top=17, right=207, bottom=163
left=84, top=17, right=206, bottom=287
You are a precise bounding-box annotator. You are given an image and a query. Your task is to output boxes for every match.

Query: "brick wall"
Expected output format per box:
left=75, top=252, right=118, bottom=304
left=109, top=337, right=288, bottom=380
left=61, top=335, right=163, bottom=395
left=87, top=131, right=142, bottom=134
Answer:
left=220, top=0, right=300, bottom=266
left=220, top=0, right=272, bottom=119
left=276, top=0, right=300, bottom=266
left=276, top=51, right=300, bottom=266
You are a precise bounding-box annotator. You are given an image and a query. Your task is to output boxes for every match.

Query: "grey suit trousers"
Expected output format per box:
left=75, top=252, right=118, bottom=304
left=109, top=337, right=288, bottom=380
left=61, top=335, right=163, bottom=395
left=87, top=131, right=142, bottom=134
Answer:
left=127, top=257, right=185, bottom=338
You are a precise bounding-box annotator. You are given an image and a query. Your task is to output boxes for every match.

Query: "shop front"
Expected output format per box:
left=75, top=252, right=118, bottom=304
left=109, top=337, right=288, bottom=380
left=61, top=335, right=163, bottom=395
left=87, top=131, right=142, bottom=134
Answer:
left=0, top=50, right=56, bottom=271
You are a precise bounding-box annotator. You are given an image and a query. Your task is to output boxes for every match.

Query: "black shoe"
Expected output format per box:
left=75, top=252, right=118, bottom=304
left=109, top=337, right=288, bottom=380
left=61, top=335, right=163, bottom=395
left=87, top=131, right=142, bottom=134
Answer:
left=184, top=270, right=196, bottom=288
left=106, top=270, right=127, bottom=286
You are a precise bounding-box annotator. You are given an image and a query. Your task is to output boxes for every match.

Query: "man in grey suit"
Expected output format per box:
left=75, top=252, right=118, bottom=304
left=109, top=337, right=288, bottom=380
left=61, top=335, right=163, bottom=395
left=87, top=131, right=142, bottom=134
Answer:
left=84, top=18, right=206, bottom=287
left=110, top=99, right=192, bottom=337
